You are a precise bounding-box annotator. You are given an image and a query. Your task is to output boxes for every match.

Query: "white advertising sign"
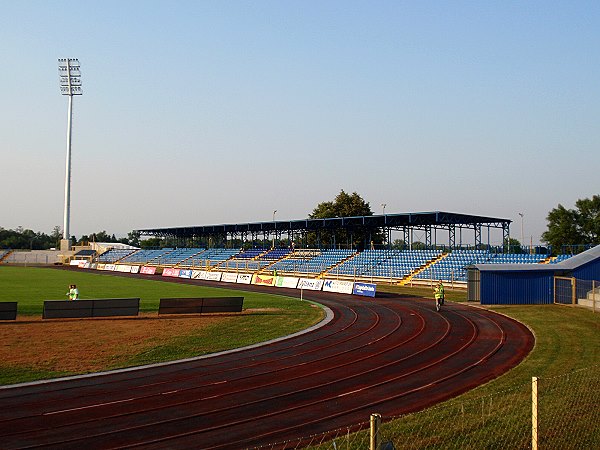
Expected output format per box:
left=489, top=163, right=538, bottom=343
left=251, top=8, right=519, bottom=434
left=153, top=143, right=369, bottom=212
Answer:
left=236, top=273, right=253, bottom=284
left=130, top=265, right=140, bottom=274
left=196, top=271, right=207, bottom=280
left=222, top=272, right=238, bottom=283
left=297, top=278, right=324, bottom=291
left=322, top=279, right=354, bottom=294
left=105, top=264, right=116, bottom=272
left=206, top=271, right=222, bottom=281
left=275, top=276, right=300, bottom=289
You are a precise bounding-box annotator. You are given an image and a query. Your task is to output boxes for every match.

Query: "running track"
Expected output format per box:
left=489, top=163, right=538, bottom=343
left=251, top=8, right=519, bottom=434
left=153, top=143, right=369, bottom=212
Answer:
left=0, top=280, right=534, bottom=449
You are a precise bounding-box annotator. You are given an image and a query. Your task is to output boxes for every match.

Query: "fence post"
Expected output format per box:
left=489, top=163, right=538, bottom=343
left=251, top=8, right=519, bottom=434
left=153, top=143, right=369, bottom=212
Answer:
left=572, top=277, right=576, bottom=305
left=532, top=376, right=538, bottom=450
left=594, top=280, right=597, bottom=314
left=370, top=413, right=381, bottom=450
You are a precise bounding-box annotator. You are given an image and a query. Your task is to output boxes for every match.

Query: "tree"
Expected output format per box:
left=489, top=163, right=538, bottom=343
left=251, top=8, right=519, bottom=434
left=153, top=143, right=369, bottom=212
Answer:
left=307, top=190, right=382, bottom=249
left=310, top=190, right=373, bottom=219
left=542, top=195, right=600, bottom=253
left=126, top=231, right=141, bottom=247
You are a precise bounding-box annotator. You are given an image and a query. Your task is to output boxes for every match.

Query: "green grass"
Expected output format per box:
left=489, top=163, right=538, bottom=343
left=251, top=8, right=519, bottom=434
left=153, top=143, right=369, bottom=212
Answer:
left=0, top=266, right=324, bottom=383
left=0, top=266, right=315, bottom=315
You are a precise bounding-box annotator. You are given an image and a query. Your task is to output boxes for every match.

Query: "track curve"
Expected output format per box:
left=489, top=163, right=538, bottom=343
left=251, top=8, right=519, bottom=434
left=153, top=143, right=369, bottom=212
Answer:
left=0, top=283, right=534, bottom=449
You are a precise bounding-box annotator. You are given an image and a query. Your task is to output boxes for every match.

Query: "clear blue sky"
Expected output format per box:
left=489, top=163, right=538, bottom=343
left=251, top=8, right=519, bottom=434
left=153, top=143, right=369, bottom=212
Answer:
left=1, top=1, right=599, bottom=245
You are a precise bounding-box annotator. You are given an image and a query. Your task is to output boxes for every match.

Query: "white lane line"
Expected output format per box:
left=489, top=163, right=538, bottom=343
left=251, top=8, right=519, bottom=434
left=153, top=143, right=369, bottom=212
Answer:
left=44, top=397, right=136, bottom=415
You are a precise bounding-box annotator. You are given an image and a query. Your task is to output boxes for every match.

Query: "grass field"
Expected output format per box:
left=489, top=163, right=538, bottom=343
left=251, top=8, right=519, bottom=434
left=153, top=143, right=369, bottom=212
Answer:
left=0, top=266, right=324, bottom=384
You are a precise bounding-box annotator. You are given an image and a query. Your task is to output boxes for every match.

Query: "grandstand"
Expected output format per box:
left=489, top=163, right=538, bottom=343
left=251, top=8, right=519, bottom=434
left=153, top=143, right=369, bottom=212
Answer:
left=90, top=246, right=569, bottom=285
left=76, top=211, right=576, bottom=285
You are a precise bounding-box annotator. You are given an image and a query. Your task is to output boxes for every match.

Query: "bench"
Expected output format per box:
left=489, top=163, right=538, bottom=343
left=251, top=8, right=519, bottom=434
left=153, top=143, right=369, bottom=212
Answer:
left=0, top=302, right=17, bottom=320
left=42, top=298, right=140, bottom=319
left=158, top=297, right=244, bottom=315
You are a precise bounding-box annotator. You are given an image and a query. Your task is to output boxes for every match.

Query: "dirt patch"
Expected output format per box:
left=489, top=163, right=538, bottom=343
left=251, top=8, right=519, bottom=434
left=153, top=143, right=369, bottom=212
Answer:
left=0, top=313, right=233, bottom=373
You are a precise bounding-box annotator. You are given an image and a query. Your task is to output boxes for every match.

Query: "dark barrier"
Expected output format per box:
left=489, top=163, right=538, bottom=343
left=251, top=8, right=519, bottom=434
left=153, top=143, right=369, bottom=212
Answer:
left=0, top=302, right=18, bottom=320
left=159, top=297, right=244, bottom=315
left=43, top=298, right=140, bottom=319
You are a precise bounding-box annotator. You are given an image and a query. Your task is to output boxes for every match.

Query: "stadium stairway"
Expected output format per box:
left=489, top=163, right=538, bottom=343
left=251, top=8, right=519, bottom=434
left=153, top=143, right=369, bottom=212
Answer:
left=0, top=250, right=13, bottom=264
left=399, top=252, right=449, bottom=286
left=320, top=251, right=360, bottom=278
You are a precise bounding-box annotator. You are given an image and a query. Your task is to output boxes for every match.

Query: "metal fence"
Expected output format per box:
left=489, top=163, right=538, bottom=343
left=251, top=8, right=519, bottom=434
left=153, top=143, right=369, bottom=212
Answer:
left=555, top=277, right=599, bottom=312
left=255, top=366, right=600, bottom=449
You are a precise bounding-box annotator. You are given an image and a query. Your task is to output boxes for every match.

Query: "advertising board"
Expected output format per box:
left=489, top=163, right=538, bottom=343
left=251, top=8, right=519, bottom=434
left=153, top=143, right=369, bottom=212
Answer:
left=322, top=279, right=354, bottom=294
left=236, top=274, right=253, bottom=284
left=222, top=272, right=238, bottom=283
left=353, top=282, right=377, bottom=297
left=252, top=274, right=276, bottom=286
left=297, top=278, right=324, bottom=291
left=179, top=269, right=193, bottom=279
left=275, top=276, right=300, bottom=289
left=162, top=268, right=180, bottom=277
left=140, top=266, right=156, bottom=275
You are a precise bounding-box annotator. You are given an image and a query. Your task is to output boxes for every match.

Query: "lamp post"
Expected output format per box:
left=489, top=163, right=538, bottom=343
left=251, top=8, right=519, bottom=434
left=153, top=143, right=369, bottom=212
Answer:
left=381, top=203, right=386, bottom=215
left=272, top=210, right=277, bottom=248
left=518, top=212, right=524, bottom=249
left=58, top=58, right=82, bottom=251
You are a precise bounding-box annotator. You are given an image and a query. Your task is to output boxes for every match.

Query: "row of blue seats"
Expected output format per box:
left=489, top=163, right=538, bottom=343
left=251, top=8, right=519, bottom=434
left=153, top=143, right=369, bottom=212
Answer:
left=95, top=248, right=574, bottom=282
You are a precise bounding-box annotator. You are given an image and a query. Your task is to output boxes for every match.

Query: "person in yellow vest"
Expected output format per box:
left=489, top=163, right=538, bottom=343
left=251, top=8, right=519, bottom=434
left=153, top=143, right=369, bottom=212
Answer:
left=434, top=280, right=444, bottom=311
left=66, top=284, right=79, bottom=301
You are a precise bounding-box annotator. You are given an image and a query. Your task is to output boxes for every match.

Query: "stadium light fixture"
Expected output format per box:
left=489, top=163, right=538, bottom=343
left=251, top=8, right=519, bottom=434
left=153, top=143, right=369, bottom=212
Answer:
left=381, top=203, right=387, bottom=215
left=58, top=58, right=82, bottom=250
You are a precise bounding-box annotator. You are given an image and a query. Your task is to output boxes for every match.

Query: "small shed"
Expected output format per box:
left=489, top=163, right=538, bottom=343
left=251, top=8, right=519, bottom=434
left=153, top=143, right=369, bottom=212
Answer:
left=468, top=245, right=600, bottom=305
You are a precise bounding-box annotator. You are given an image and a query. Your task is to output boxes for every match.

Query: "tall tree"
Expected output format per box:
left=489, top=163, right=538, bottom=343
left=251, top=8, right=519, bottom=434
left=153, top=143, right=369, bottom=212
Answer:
left=308, top=190, right=382, bottom=249
left=542, top=195, right=600, bottom=252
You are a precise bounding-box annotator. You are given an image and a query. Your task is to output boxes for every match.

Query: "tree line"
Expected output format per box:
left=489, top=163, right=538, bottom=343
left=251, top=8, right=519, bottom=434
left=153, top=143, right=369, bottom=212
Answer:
left=2, top=193, right=598, bottom=253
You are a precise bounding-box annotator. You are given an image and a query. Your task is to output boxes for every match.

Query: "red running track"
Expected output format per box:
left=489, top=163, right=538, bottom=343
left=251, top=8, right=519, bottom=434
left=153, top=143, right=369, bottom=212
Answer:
left=0, top=287, right=534, bottom=449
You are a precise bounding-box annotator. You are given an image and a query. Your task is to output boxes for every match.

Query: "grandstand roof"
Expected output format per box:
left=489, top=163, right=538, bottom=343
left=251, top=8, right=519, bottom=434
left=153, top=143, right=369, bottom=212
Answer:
left=138, top=211, right=511, bottom=237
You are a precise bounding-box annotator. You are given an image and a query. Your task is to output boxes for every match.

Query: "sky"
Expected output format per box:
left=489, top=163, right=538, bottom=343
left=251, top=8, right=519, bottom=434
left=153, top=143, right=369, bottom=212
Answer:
left=1, top=1, right=599, bottom=246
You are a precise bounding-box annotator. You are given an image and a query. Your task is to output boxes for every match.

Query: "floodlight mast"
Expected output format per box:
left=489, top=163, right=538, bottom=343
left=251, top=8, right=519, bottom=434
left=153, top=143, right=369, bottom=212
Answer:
left=58, top=58, right=82, bottom=251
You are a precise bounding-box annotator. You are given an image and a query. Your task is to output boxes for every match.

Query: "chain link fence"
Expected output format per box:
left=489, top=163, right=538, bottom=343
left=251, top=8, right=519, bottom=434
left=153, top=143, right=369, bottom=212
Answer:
left=255, top=366, right=599, bottom=449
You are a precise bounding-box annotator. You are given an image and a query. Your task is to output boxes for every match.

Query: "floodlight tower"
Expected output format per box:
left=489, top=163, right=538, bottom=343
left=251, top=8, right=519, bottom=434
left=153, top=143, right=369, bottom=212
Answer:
left=58, top=58, right=82, bottom=251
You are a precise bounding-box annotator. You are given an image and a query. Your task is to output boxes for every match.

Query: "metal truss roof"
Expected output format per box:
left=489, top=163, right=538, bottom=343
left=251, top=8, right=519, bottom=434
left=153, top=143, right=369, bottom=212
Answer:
left=138, top=211, right=511, bottom=238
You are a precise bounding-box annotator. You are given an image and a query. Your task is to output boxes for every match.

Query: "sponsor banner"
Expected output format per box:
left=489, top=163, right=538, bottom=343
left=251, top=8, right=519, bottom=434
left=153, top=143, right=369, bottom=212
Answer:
left=96, top=263, right=106, bottom=271
left=206, top=271, right=222, bottom=281
left=83, top=262, right=91, bottom=269
left=252, top=274, right=276, bottom=286
left=90, top=263, right=97, bottom=270
left=116, top=264, right=132, bottom=273
left=222, top=272, right=238, bottom=283
left=353, top=282, right=377, bottom=297
left=237, top=273, right=253, bottom=284
left=140, top=266, right=156, bottom=275
left=297, top=278, right=324, bottom=291
left=69, top=260, right=80, bottom=266
left=130, top=265, right=140, bottom=274
left=105, top=264, right=116, bottom=272
left=195, top=271, right=206, bottom=280
left=162, top=268, right=181, bottom=277
left=179, top=269, right=193, bottom=279
left=275, top=276, right=300, bottom=289
left=323, top=279, right=354, bottom=294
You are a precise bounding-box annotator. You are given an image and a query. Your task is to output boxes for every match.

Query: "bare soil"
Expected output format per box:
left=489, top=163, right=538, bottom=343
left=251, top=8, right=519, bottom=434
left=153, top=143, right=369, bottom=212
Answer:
left=0, top=313, right=236, bottom=373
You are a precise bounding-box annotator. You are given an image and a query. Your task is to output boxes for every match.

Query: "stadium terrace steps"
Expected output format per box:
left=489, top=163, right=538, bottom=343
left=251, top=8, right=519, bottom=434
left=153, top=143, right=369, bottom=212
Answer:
left=0, top=249, right=13, bottom=263
left=400, top=252, right=449, bottom=286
